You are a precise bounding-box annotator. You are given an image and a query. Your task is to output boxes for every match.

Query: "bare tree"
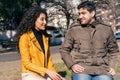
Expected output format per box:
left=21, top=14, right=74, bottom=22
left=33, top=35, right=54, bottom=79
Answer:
left=93, top=0, right=118, bottom=31
left=44, top=0, right=118, bottom=31
left=45, top=0, right=81, bottom=29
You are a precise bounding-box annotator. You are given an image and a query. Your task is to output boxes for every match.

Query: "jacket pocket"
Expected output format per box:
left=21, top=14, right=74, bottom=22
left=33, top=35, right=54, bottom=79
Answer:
left=85, top=57, right=105, bottom=66
left=96, top=57, right=105, bottom=65
left=85, top=57, right=93, bottom=66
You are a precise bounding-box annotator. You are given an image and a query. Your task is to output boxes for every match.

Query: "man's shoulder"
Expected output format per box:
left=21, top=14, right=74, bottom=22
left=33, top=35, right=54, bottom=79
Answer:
left=95, top=22, right=113, bottom=32
left=69, top=20, right=81, bottom=29
left=97, top=21, right=111, bottom=27
left=94, top=21, right=111, bottom=30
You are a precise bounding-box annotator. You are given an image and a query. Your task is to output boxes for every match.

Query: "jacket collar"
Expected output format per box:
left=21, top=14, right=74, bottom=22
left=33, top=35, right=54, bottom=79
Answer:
left=90, top=20, right=100, bottom=28
left=28, top=30, right=49, bottom=54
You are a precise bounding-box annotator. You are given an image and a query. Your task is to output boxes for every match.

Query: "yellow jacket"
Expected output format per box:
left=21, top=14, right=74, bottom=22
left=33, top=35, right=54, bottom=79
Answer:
left=19, top=30, right=56, bottom=76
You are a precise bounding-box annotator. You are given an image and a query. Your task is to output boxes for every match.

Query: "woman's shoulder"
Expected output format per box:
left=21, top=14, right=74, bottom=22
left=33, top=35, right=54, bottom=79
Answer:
left=20, top=31, right=32, bottom=40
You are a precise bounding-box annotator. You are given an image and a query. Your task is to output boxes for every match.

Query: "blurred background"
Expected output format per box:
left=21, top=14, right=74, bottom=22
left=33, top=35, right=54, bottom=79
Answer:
left=0, top=0, right=120, bottom=48
left=0, top=0, right=120, bottom=80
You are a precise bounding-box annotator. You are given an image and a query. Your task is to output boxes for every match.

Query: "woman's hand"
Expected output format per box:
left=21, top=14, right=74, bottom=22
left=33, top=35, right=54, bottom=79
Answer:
left=46, top=69, right=62, bottom=80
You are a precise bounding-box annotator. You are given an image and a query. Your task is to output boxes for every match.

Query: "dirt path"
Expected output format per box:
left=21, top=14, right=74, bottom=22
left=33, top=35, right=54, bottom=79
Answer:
left=0, top=46, right=62, bottom=80
left=0, top=45, right=120, bottom=80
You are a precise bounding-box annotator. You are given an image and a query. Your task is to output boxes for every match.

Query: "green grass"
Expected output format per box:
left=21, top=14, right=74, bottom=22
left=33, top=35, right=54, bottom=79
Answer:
left=54, top=62, right=72, bottom=80
left=54, top=60, right=120, bottom=80
left=116, top=52, right=120, bottom=73
left=117, top=67, right=120, bottom=73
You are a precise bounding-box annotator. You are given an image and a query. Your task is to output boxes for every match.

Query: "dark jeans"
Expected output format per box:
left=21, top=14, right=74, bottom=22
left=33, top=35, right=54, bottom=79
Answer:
left=72, top=74, right=113, bottom=80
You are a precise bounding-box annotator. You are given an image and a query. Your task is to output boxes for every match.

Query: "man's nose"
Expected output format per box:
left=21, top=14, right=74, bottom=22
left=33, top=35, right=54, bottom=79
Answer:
left=79, top=14, right=83, bottom=19
left=44, top=20, right=47, bottom=24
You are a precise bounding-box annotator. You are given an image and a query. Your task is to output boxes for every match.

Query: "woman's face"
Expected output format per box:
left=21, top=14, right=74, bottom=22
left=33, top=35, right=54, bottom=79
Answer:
left=35, top=13, right=47, bottom=31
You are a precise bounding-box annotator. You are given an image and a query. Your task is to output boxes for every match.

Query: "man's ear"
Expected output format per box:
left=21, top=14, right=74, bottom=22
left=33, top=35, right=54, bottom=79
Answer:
left=91, top=11, right=95, bottom=17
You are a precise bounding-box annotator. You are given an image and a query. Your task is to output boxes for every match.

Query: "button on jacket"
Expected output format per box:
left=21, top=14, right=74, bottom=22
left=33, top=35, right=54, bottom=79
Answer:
left=19, top=30, right=55, bottom=76
left=60, top=21, right=119, bottom=75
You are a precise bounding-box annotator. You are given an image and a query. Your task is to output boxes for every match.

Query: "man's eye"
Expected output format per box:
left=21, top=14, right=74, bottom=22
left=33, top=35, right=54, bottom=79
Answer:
left=40, top=18, right=44, bottom=21
left=81, top=12, right=85, bottom=14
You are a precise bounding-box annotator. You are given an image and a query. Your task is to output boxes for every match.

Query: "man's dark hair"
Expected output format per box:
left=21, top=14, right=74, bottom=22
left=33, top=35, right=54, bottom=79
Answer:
left=77, top=1, right=96, bottom=12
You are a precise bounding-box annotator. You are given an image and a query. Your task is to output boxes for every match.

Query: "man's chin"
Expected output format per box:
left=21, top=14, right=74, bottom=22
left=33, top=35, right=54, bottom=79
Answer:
left=80, top=21, right=88, bottom=26
left=81, top=22, right=87, bottom=25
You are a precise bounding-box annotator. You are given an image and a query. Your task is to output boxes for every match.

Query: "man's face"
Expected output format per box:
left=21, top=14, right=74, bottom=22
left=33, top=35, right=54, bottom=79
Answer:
left=78, top=8, right=95, bottom=25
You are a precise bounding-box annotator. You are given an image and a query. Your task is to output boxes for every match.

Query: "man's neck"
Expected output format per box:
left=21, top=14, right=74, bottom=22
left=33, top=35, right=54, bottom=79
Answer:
left=90, top=18, right=95, bottom=24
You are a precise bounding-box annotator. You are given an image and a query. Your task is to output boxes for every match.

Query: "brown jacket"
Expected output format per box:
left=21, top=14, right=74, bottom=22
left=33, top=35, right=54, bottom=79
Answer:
left=60, top=21, right=119, bottom=75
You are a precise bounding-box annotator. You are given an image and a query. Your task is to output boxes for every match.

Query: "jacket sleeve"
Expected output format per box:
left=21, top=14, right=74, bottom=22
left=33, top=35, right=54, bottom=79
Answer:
left=60, top=29, right=76, bottom=69
left=19, top=33, right=47, bottom=76
left=107, top=28, right=119, bottom=70
left=47, top=48, right=56, bottom=72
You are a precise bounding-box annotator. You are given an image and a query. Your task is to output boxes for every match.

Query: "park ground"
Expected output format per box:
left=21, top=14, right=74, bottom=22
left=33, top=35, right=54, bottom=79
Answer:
left=0, top=44, right=120, bottom=80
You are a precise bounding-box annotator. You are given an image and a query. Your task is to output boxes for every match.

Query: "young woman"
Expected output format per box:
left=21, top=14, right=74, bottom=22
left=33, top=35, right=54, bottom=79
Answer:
left=16, top=5, right=62, bottom=80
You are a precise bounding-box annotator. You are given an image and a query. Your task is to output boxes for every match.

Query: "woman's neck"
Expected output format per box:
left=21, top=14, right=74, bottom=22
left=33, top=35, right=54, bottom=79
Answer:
left=35, top=27, right=40, bottom=31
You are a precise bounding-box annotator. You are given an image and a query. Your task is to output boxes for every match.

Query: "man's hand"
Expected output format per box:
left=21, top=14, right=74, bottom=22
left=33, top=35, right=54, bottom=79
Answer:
left=71, top=64, right=85, bottom=73
left=108, top=68, right=116, bottom=76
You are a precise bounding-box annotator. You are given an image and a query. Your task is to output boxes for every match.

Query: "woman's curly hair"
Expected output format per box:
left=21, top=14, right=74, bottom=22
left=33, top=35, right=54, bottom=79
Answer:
left=15, top=5, right=47, bottom=40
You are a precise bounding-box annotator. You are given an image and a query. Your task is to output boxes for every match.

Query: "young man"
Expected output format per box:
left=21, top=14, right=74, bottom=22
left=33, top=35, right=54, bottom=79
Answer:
left=60, top=1, right=119, bottom=80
